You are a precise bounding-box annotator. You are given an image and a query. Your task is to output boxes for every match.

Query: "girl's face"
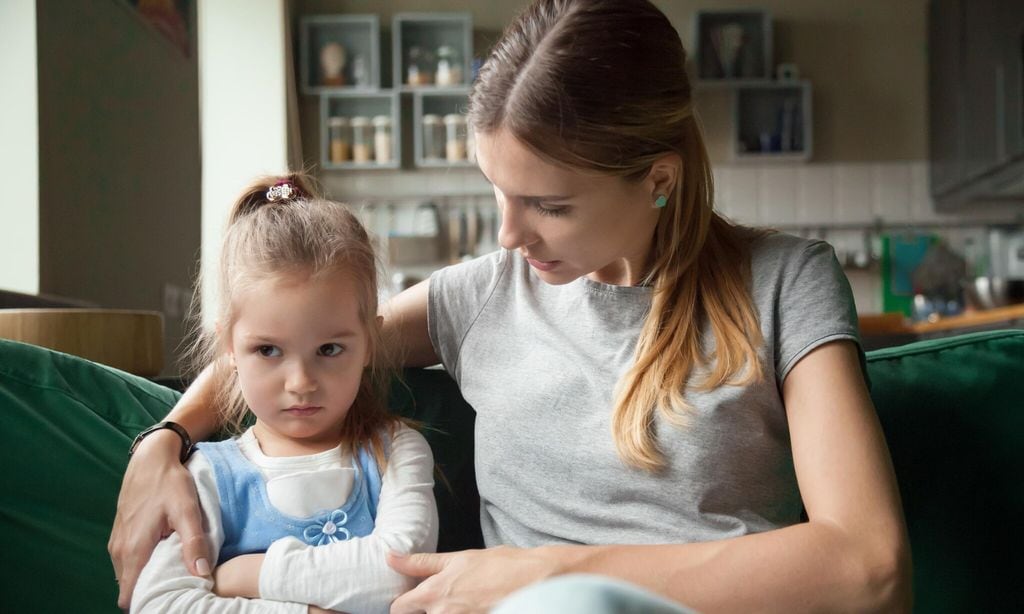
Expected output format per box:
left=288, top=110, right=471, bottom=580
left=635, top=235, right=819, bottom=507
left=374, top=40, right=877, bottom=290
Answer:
left=475, top=128, right=668, bottom=286
left=227, top=269, right=371, bottom=456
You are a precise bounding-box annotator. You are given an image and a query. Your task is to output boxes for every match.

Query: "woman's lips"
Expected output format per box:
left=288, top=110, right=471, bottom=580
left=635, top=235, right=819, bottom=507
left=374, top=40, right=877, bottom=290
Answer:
left=526, top=258, right=560, bottom=272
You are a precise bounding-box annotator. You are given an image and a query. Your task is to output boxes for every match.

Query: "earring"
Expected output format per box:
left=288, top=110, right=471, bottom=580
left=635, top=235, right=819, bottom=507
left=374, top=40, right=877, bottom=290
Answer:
left=653, top=194, right=668, bottom=208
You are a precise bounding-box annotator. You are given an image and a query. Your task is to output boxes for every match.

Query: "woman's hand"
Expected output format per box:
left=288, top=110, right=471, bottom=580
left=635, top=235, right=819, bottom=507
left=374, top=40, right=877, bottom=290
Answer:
left=108, top=430, right=211, bottom=609
left=214, top=553, right=264, bottom=598
left=386, top=546, right=564, bottom=614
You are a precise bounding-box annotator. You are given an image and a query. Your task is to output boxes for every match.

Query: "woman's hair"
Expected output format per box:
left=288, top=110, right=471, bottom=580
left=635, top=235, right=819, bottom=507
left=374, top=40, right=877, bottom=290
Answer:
left=470, top=0, right=766, bottom=472
left=185, top=172, right=397, bottom=467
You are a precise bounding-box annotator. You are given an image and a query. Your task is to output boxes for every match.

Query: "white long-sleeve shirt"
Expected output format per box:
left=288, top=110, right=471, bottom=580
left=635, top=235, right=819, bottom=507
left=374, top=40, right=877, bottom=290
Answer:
left=132, top=424, right=438, bottom=613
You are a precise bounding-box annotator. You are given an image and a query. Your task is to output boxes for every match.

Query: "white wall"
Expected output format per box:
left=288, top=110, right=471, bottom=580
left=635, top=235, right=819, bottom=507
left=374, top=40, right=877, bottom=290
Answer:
left=198, top=0, right=291, bottom=322
left=0, top=0, right=39, bottom=294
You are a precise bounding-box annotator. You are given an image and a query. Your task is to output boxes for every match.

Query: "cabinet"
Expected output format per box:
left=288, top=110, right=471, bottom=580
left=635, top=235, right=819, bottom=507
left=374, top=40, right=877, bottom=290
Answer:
left=928, top=0, right=1024, bottom=208
left=320, top=92, right=400, bottom=170
left=302, top=12, right=475, bottom=171
left=693, top=9, right=813, bottom=161
left=300, top=15, right=380, bottom=93
left=733, top=82, right=812, bottom=161
left=392, top=13, right=473, bottom=91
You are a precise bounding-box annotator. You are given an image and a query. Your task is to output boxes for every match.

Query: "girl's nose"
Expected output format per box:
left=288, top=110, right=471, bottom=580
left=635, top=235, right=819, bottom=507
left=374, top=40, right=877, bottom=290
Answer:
left=285, top=360, right=317, bottom=395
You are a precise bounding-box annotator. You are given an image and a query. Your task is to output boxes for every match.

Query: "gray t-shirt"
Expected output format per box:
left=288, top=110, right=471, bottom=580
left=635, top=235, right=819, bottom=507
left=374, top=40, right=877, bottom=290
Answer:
left=427, top=232, right=862, bottom=548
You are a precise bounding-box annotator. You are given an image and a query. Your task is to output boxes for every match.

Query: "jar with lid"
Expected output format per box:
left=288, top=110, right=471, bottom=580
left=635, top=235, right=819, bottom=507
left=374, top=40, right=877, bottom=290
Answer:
left=435, top=46, right=462, bottom=86
left=327, top=117, right=350, bottom=163
left=372, top=115, right=392, bottom=164
left=406, top=46, right=435, bottom=86
left=421, top=114, right=445, bottom=160
left=443, top=114, right=468, bottom=162
left=350, top=116, right=373, bottom=163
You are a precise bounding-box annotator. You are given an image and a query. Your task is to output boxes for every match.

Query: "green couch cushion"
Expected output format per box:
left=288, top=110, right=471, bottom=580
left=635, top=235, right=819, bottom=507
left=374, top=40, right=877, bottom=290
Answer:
left=0, top=339, right=177, bottom=612
left=867, top=330, right=1024, bottom=613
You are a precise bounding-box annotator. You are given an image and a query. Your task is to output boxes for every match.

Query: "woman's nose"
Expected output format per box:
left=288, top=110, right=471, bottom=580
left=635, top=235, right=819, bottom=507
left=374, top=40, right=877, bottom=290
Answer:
left=497, top=198, right=532, bottom=251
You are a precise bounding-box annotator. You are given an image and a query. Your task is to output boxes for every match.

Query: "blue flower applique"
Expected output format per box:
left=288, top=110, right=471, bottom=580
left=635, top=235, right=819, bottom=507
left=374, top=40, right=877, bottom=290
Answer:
left=303, top=509, right=351, bottom=546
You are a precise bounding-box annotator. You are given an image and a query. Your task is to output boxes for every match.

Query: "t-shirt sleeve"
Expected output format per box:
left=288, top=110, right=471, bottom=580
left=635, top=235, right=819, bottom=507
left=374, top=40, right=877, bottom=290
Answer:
left=774, top=240, right=865, bottom=384
left=427, top=250, right=509, bottom=381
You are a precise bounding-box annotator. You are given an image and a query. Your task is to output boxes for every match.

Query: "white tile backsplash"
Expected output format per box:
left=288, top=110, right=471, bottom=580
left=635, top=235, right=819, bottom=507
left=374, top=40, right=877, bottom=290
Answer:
left=872, top=164, right=913, bottom=222
left=757, top=167, right=799, bottom=225
left=834, top=165, right=875, bottom=224
left=796, top=165, right=835, bottom=225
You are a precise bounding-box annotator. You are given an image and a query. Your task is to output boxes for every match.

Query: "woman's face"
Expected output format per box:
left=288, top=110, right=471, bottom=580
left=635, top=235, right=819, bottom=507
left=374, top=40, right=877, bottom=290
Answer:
left=475, top=128, right=667, bottom=286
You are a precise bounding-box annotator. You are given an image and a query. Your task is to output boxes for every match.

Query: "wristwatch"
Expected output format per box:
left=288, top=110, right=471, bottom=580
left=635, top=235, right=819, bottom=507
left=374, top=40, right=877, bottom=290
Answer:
left=128, top=421, right=194, bottom=464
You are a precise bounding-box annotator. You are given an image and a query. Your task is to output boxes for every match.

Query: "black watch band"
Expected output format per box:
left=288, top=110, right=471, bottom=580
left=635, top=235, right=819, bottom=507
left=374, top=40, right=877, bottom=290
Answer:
left=128, top=421, right=194, bottom=464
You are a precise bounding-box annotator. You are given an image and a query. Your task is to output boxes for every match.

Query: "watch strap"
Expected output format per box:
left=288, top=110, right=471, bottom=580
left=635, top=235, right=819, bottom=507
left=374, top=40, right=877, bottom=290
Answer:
left=128, top=421, right=194, bottom=464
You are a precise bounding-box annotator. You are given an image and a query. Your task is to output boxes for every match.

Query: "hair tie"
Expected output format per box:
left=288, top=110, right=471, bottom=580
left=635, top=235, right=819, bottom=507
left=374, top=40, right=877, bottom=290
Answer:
left=266, top=180, right=304, bottom=202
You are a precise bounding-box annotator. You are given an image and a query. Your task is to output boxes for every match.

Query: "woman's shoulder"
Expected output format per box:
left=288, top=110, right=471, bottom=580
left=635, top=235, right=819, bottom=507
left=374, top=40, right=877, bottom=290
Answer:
left=748, top=230, right=839, bottom=276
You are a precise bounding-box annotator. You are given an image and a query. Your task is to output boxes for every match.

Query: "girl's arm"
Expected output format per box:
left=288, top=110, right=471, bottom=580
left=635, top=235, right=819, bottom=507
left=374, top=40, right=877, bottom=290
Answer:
left=130, top=453, right=306, bottom=614
left=244, top=425, right=438, bottom=613
left=388, top=340, right=913, bottom=613
left=109, top=362, right=224, bottom=609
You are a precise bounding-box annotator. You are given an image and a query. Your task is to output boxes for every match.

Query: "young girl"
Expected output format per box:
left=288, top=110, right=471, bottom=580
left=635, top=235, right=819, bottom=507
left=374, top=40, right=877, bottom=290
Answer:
left=131, top=175, right=438, bottom=613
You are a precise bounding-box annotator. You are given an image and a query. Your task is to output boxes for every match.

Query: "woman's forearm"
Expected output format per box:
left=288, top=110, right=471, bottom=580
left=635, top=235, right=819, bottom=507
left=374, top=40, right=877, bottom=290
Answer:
left=552, top=520, right=911, bottom=613
left=163, top=361, right=222, bottom=442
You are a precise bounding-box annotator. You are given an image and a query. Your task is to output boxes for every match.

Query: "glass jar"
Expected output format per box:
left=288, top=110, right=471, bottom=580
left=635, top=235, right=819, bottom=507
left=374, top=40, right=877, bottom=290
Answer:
left=443, top=114, right=468, bottom=162
left=350, top=116, right=373, bottom=163
left=406, top=46, right=435, bottom=86
left=435, top=45, right=462, bottom=86
left=372, top=115, right=392, bottom=164
left=327, top=117, right=350, bottom=163
left=421, top=114, right=445, bottom=160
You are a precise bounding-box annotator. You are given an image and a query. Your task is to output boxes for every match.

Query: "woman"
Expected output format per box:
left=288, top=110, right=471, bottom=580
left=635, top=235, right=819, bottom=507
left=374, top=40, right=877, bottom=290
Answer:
left=110, top=0, right=911, bottom=611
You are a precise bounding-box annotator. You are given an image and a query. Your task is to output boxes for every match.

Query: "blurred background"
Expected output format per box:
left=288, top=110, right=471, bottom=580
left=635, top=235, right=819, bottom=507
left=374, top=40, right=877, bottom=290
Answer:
left=1, top=0, right=1021, bottom=378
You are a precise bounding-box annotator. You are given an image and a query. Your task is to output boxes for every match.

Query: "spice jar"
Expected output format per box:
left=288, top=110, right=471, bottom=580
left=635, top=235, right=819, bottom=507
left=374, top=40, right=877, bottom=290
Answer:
left=372, top=115, right=392, bottom=164
left=327, top=117, right=350, bottom=163
left=443, top=114, right=468, bottom=162
left=421, top=114, right=445, bottom=160
left=350, top=116, right=373, bottom=163
left=406, top=46, right=435, bottom=86
left=435, top=46, right=462, bottom=86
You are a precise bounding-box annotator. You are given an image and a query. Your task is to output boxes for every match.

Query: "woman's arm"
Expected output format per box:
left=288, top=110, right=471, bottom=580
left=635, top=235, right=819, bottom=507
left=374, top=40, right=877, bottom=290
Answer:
left=381, top=279, right=440, bottom=367
left=131, top=453, right=306, bottom=614
left=389, top=340, right=913, bottom=613
left=109, top=362, right=224, bottom=609
left=254, top=425, right=438, bottom=613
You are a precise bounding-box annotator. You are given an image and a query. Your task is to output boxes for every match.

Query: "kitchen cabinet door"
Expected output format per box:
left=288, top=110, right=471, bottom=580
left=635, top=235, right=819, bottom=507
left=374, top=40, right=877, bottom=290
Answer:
left=928, top=0, right=966, bottom=196
left=962, top=0, right=1003, bottom=181
left=997, top=1, right=1024, bottom=163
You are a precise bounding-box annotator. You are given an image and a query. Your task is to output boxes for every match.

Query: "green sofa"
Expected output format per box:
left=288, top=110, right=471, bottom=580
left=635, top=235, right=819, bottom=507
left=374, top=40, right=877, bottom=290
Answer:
left=1, top=330, right=1021, bottom=612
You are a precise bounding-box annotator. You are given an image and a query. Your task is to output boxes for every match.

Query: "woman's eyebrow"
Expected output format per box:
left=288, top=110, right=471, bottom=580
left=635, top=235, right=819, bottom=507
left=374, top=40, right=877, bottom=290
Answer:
left=478, top=168, right=572, bottom=201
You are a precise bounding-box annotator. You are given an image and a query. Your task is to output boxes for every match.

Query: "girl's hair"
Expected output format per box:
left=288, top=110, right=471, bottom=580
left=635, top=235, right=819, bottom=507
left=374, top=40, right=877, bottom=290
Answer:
left=185, top=172, right=397, bottom=467
left=470, top=0, right=766, bottom=472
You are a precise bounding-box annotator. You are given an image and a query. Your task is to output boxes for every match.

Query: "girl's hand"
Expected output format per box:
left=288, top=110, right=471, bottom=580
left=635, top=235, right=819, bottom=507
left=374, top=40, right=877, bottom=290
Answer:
left=386, top=546, right=562, bottom=614
left=108, top=430, right=211, bottom=609
left=213, top=553, right=265, bottom=599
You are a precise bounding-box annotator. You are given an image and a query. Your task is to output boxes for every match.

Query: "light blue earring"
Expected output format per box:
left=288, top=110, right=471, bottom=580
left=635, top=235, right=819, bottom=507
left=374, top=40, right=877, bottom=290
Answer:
left=653, top=194, right=668, bottom=208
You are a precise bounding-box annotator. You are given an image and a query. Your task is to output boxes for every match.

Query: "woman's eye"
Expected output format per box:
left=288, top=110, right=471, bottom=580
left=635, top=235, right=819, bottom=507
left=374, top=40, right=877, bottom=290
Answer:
left=319, top=343, right=344, bottom=357
left=257, top=345, right=281, bottom=357
left=530, top=200, right=568, bottom=217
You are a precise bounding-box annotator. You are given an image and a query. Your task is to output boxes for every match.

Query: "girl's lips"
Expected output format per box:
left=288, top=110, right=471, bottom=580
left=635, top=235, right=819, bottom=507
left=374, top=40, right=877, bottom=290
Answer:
left=284, top=406, right=322, bottom=416
left=526, top=258, right=560, bottom=272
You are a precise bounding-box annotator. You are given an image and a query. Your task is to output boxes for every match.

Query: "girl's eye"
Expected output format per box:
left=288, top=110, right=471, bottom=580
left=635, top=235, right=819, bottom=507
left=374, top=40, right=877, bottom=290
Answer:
left=257, top=345, right=281, bottom=357
left=318, top=343, right=344, bottom=357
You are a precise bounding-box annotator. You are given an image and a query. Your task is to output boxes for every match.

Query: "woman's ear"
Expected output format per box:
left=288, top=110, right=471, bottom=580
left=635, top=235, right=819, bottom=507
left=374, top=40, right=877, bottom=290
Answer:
left=645, top=153, right=682, bottom=203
